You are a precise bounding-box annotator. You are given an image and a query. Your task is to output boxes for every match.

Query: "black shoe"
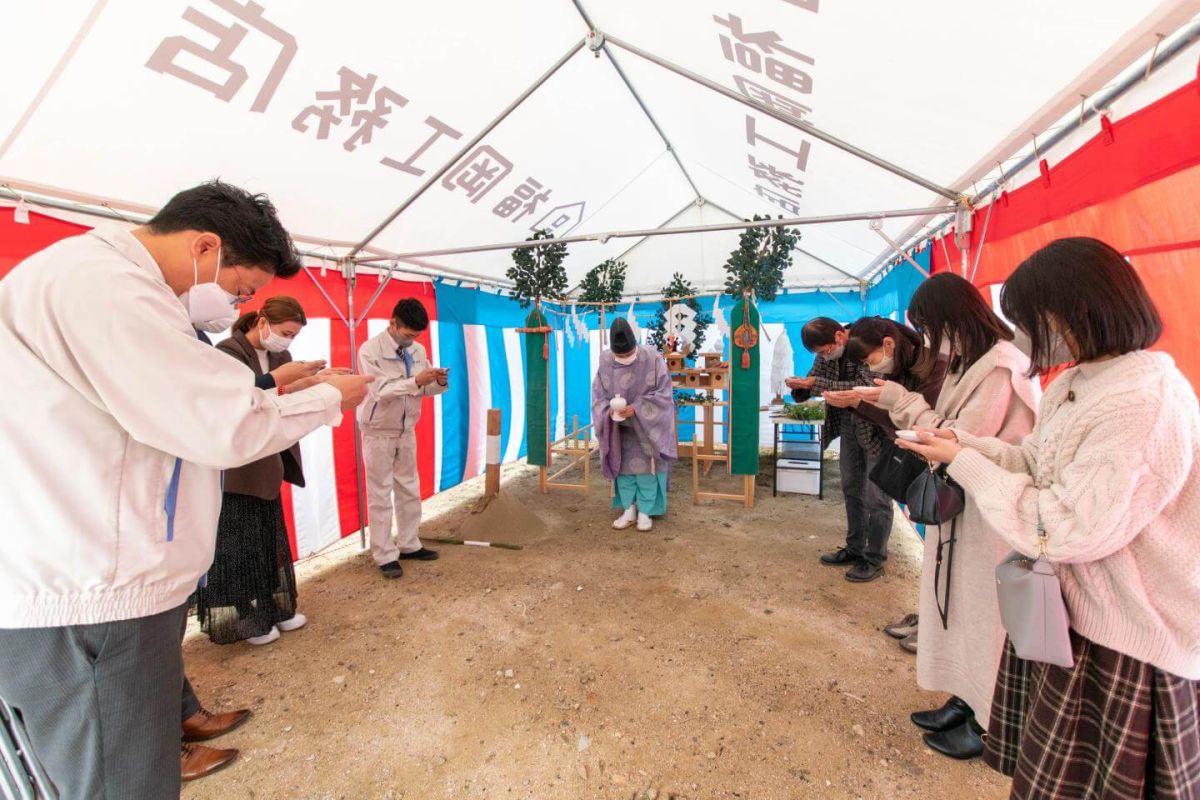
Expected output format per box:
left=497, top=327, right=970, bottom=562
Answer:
left=399, top=547, right=439, bottom=561
left=379, top=561, right=404, bottom=579
left=911, top=696, right=972, bottom=733
left=923, top=718, right=985, bottom=760
left=819, top=548, right=860, bottom=566
left=845, top=561, right=884, bottom=582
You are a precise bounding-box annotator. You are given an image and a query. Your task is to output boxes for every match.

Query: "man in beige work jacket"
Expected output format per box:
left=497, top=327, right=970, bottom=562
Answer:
left=358, top=298, right=449, bottom=579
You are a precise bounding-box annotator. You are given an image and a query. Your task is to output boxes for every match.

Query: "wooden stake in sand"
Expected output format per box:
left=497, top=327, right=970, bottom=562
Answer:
left=460, top=407, right=546, bottom=547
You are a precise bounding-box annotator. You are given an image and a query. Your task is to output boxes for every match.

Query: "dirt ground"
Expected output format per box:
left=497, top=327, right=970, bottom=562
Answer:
left=182, top=454, right=1010, bottom=800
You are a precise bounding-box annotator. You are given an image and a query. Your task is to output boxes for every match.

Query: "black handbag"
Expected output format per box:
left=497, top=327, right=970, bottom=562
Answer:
left=905, top=465, right=965, bottom=525
left=868, top=440, right=928, bottom=503
left=906, top=464, right=966, bottom=629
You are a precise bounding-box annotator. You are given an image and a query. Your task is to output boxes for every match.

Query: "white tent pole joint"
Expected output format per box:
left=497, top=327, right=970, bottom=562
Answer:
left=869, top=218, right=929, bottom=279
left=301, top=265, right=349, bottom=326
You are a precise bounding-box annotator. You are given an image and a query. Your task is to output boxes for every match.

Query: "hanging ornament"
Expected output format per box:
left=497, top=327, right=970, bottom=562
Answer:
left=770, top=328, right=794, bottom=402
left=667, top=303, right=698, bottom=353
left=713, top=292, right=729, bottom=338
left=733, top=292, right=759, bottom=370
left=711, top=293, right=728, bottom=357
left=625, top=299, right=641, bottom=343
left=573, top=304, right=589, bottom=344
left=566, top=304, right=579, bottom=347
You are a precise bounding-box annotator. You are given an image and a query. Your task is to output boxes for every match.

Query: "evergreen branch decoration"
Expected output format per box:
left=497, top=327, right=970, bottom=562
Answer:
left=648, top=272, right=713, bottom=364
left=506, top=229, right=569, bottom=308
left=723, top=215, right=801, bottom=302
left=578, top=259, right=627, bottom=305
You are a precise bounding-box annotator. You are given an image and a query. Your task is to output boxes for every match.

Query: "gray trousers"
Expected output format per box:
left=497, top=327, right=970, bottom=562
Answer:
left=181, top=614, right=201, bottom=723
left=0, top=603, right=189, bottom=800
left=839, top=432, right=895, bottom=567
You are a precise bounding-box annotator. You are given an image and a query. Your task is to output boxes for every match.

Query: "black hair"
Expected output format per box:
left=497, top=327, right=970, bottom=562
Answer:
left=907, top=273, right=1012, bottom=379
left=800, top=317, right=844, bottom=351
left=1000, top=237, right=1162, bottom=376
left=391, top=298, right=429, bottom=332
left=845, top=317, right=923, bottom=381
left=146, top=180, right=301, bottom=277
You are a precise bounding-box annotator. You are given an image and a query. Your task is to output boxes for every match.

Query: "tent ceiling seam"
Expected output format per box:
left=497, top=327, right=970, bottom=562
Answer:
left=345, top=38, right=587, bottom=260
left=601, top=33, right=961, bottom=202
left=858, top=14, right=1200, bottom=286
left=0, top=0, right=109, bottom=160
left=570, top=0, right=703, bottom=199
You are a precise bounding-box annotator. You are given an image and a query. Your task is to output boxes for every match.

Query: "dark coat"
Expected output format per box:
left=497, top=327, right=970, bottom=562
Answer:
left=216, top=330, right=305, bottom=499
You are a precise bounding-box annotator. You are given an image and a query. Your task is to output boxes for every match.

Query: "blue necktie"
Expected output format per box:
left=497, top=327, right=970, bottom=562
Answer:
left=398, top=347, right=413, bottom=378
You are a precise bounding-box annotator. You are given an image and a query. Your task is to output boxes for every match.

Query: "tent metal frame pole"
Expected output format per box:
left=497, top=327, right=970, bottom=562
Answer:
left=610, top=199, right=699, bottom=263
left=871, top=222, right=931, bottom=278
left=859, top=16, right=1200, bottom=285
left=702, top=197, right=863, bottom=284
left=601, top=34, right=960, bottom=202
left=570, top=0, right=702, bottom=200
left=352, top=254, right=515, bottom=288
left=0, top=184, right=348, bottom=267
left=355, top=205, right=956, bottom=263
left=343, top=264, right=368, bottom=548
left=346, top=39, right=587, bottom=260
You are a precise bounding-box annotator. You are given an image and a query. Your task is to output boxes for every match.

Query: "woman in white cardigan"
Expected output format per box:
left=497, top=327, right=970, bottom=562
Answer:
left=855, top=273, right=1039, bottom=760
left=901, top=238, right=1200, bottom=799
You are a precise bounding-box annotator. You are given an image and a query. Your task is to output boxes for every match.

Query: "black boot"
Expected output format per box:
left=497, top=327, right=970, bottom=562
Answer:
left=910, top=696, right=972, bottom=732
left=923, top=718, right=985, bottom=760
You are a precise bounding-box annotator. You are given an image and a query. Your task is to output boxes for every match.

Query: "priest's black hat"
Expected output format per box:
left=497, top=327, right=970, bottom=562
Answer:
left=610, top=318, right=636, bottom=355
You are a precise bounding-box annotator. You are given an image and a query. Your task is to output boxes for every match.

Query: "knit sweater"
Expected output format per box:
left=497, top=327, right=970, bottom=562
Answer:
left=948, top=351, right=1200, bottom=679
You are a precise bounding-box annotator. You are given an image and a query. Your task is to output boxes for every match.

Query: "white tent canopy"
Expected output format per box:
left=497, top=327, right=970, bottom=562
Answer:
left=4, top=0, right=1199, bottom=290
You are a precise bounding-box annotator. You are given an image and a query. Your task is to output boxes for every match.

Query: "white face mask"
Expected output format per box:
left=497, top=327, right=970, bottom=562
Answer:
left=1047, top=331, right=1074, bottom=365
left=823, top=345, right=845, bottom=360
left=868, top=354, right=895, bottom=375
left=1014, top=327, right=1073, bottom=364
left=261, top=321, right=292, bottom=353
left=389, top=326, right=414, bottom=349
left=614, top=350, right=637, bottom=366
left=183, top=247, right=238, bottom=333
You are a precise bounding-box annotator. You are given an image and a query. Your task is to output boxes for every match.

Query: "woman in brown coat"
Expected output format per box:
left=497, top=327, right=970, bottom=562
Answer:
left=197, top=296, right=320, bottom=645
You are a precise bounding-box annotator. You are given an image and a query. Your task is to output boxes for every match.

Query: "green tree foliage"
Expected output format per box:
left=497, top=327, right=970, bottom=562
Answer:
left=578, top=258, right=627, bottom=304
left=648, top=272, right=713, bottom=364
left=723, top=215, right=800, bottom=302
left=506, top=229, right=568, bottom=308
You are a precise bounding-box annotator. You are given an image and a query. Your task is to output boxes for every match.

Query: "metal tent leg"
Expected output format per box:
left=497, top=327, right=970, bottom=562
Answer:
left=344, top=268, right=368, bottom=548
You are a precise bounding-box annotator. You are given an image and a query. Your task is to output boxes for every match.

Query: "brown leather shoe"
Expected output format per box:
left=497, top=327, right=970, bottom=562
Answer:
left=181, top=743, right=238, bottom=781
left=182, top=707, right=252, bottom=742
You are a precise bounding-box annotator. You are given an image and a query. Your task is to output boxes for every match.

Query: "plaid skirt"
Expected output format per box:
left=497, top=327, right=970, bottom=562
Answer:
left=984, top=632, right=1200, bottom=799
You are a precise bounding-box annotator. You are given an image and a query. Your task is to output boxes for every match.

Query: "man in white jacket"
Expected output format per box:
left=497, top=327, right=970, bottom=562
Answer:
left=0, top=181, right=372, bottom=798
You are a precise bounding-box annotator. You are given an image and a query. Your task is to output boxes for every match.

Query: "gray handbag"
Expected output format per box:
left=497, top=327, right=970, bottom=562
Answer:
left=995, top=525, right=1074, bottom=668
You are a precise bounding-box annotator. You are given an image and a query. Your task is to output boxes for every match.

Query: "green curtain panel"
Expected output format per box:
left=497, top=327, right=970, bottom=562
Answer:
left=730, top=297, right=760, bottom=476
left=524, top=307, right=550, bottom=467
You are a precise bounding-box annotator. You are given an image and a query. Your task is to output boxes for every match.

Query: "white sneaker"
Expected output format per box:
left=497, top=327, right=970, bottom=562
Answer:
left=277, top=613, right=307, bottom=633
left=245, top=626, right=280, bottom=646
left=613, top=504, right=637, bottom=530
left=636, top=513, right=653, bottom=532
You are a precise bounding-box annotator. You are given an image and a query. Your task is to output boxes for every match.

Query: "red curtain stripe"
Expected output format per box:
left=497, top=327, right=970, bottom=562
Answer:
left=928, top=75, right=1200, bottom=389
